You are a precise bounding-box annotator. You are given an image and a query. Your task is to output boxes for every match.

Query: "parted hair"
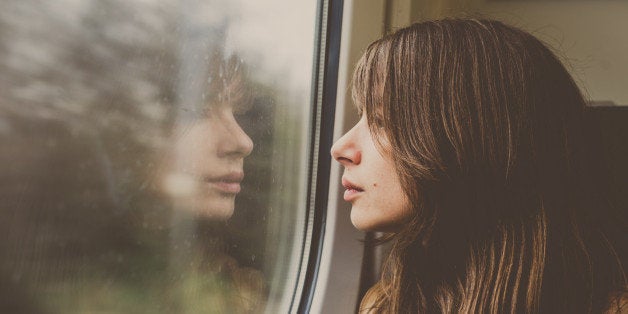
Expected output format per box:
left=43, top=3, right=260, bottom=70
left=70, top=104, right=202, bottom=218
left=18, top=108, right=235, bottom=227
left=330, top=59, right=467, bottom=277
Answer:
left=354, top=19, right=627, bottom=313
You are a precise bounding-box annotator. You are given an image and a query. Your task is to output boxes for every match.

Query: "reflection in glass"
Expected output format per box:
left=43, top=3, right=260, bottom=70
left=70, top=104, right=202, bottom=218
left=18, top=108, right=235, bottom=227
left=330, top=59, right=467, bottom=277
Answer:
left=160, top=53, right=254, bottom=220
left=0, top=0, right=316, bottom=313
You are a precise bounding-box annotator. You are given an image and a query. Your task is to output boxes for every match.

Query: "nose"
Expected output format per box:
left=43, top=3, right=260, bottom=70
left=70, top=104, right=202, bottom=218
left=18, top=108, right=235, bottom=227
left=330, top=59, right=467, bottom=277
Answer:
left=219, top=116, right=254, bottom=158
left=331, top=125, right=361, bottom=166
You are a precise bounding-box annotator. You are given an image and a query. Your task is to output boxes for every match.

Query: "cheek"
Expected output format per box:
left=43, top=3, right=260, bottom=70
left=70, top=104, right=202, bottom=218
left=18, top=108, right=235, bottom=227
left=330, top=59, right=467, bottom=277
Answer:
left=174, top=126, right=218, bottom=165
left=371, top=157, right=402, bottom=193
left=350, top=174, right=410, bottom=232
left=168, top=187, right=235, bottom=220
left=195, top=193, right=236, bottom=219
left=375, top=175, right=410, bottom=218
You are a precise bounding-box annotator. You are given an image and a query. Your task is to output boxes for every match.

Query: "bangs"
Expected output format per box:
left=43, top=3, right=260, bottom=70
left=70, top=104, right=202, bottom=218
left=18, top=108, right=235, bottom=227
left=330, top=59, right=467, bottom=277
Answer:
left=351, top=39, right=390, bottom=119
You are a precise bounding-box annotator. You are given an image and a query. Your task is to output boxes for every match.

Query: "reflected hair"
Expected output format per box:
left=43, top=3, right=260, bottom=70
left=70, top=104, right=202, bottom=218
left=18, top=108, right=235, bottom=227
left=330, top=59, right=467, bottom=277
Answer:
left=207, top=52, right=251, bottom=109
left=354, top=19, right=627, bottom=313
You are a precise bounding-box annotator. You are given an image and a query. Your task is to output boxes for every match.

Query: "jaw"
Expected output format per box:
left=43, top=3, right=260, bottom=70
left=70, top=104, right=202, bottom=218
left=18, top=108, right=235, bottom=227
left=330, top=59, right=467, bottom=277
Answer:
left=349, top=201, right=409, bottom=232
left=172, top=191, right=236, bottom=220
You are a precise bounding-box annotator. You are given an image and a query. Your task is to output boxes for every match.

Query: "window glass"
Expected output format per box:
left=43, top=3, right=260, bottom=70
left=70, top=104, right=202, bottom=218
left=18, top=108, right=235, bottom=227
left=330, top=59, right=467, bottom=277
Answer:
left=0, top=0, right=317, bottom=312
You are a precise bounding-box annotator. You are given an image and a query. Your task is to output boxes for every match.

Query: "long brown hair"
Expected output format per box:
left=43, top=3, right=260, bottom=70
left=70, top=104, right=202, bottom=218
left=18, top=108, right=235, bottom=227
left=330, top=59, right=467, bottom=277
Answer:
left=354, top=19, right=627, bottom=313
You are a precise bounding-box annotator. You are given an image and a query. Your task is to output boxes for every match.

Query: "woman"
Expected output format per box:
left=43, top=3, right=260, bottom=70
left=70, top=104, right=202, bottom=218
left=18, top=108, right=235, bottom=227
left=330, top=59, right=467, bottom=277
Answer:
left=158, top=52, right=265, bottom=312
left=160, top=53, right=254, bottom=219
left=332, top=19, right=626, bottom=313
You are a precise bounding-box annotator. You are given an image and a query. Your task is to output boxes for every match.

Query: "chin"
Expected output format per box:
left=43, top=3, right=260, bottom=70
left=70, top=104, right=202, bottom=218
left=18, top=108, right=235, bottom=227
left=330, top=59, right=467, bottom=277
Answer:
left=172, top=195, right=236, bottom=220
left=196, top=198, right=236, bottom=220
left=350, top=210, right=404, bottom=232
left=351, top=212, right=383, bottom=232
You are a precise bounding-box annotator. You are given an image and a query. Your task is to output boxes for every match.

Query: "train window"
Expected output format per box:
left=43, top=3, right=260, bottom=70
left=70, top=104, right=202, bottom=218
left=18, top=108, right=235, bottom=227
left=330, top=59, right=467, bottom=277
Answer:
left=0, top=0, right=331, bottom=313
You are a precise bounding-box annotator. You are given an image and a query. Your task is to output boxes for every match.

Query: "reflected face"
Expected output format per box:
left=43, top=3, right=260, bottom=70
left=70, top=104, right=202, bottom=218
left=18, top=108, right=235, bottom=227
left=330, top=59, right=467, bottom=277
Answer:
left=162, top=103, right=253, bottom=219
left=331, top=114, right=409, bottom=232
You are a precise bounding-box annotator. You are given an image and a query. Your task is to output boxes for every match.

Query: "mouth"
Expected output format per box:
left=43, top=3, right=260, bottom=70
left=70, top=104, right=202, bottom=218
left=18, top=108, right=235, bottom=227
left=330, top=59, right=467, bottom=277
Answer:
left=203, top=172, right=244, bottom=194
left=342, top=177, right=364, bottom=201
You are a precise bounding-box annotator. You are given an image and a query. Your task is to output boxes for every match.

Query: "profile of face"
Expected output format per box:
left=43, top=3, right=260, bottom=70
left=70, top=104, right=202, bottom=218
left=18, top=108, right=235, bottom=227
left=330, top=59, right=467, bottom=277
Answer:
left=161, top=57, right=254, bottom=220
left=331, top=113, right=410, bottom=232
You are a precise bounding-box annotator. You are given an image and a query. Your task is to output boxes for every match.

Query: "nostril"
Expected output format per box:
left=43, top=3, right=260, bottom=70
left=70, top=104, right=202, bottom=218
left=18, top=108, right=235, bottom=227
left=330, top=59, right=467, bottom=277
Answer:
left=334, top=155, right=358, bottom=166
left=331, top=146, right=345, bottom=162
left=330, top=142, right=349, bottom=162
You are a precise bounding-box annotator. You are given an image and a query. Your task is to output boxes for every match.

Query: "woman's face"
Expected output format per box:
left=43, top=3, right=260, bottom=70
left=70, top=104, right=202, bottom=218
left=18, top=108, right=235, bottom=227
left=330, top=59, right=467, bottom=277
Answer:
left=331, top=113, right=410, bottom=232
left=162, top=103, right=253, bottom=219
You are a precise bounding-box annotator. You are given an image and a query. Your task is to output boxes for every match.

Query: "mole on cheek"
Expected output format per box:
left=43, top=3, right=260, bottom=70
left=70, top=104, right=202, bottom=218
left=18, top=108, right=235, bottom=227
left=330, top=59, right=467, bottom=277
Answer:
left=373, top=183, right=377, bottom=187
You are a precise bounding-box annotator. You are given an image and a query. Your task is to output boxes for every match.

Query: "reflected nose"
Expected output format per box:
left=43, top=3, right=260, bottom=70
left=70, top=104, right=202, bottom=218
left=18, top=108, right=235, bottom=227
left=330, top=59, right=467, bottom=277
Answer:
left=331, top=126, right=361, bottom=166
left=219, top=117, right=254, bottom=158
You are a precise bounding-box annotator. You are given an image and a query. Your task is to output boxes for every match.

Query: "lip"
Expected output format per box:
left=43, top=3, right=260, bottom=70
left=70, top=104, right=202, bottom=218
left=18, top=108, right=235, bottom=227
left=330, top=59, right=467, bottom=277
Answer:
left=342, top=177, right=364, bottom=202
left=203, top=172, right=244, bottom=194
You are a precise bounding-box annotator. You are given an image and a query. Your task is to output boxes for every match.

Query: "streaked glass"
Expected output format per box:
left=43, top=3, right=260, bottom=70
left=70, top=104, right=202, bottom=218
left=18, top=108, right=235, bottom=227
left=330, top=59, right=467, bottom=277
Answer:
left=0, top=0, right=317, bottom=312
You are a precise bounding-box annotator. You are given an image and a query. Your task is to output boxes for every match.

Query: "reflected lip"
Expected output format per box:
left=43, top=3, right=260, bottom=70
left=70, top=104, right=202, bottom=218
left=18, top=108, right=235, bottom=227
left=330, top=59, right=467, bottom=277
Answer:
left=342, top=177, right=364, bottom=201
left=203, top=172, right=244, bottom=194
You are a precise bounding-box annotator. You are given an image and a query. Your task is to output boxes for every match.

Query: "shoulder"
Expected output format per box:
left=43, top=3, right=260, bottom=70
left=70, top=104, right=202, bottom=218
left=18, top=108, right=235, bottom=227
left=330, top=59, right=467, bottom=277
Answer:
left=359, top=283, right=384, bottom=314
left=211, top=253, right=267, bottom=311
left=605, top=291, right=628, bottom=314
